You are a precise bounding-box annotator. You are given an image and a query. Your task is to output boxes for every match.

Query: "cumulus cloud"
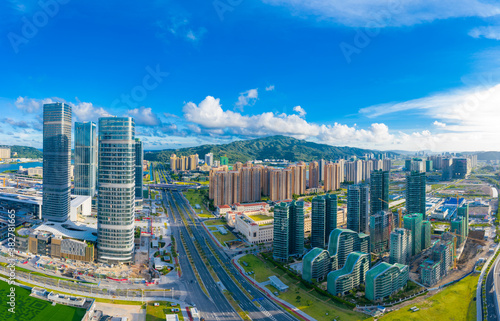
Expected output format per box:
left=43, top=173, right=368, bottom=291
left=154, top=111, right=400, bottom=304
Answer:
left=469, top=26, right=500, bottom=40
left=235, top=89, right=258, bottom=111
left=293, top=106, right=306, bottom=117
left=15, top=96, right=54, bottom=113
left=183, top=96, right=394, bottom=146
left=262, top=0, right=500, bottom=27
left=128, top=106, right=161, bottom=126
left=265, top=85, right=275, bottom=91
left=433, top=121, right=446, bottom=128
left=72, top=102, right=111, bottom=122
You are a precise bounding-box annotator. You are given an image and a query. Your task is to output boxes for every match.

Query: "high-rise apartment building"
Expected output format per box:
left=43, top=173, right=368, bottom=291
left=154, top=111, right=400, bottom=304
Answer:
left=389, top=228, right=412, bottom=265
left=74, top=121, right=97, bottom=197
left=135, top=138, right=143, bottom=200
left=319, top=159, right=326, bottom=181
left=204, top=153, right=214, bottom=166
left=327, top=252, right=370, bottom=296
left=43, top=103, right=72, bottom=222
left=324, top=162, right=341, bottom=192
left=327, top=228, right=370, bottom=270
left=170, top=154, right=198, bottom=171
left=347, top=184, right=369, bottom=233
left=309, top=161, right=320, bottom=188
left=97, top=117, right=136, bottom=264
left=406, top=171, right=426, bottom=217
left=345, top=160, right=363, bottom=184
left=370, top=170, right=389, bottom=215
left=220, top=155, right=229, bottom=166
left=382, top=159, right=392, bottom=172
left=404, top=213, right=423, bottom=256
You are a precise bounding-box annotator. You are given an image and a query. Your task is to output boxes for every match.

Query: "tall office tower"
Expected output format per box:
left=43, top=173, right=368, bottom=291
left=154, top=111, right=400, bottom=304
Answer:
left=370, top=170, right=389, bottom=215
left=453, top=158, right=471, bottom=179
left=289, top=200, right=305, bottom=257
left=347, top=184, right=369, bottom=233
left=441, top=158, right=453, bottom=180
left=425, top=159, right=433, bottom=172
left=410, top=159, right=424, bottom=173
left=404, top=159, right=412, bottom=171
left=309, top=161, right=320, bottom=188
left=273, top=202, right=290, bottom=262
left=170, top=154, right=178, bottom=171
left=389, top=228, right=412, bottom=265
left=74, top=121, right=97, bottom=197
left=311, top=196, right=326, bottom=248
left=135, top=138, right=143, bottom=200
left=406, top=171, right=426, bottom=217
left=369, top=210, right=393, bottom=253
left=204, top=152, right=214, bottom=166
left=311, top=194, right=338, bottom=248
left=451, top=217, right=467, bottom=245
left=319, top=159, right=326, bottom=181
left=382, top=159, right=392, bottom=172
left=43, top=103, right=72, bottom=222
left=403, top=213, right=423, bottom=256
left=97, top=117, right=136, bottom=264
left=324, top=162, right=341, bottom=192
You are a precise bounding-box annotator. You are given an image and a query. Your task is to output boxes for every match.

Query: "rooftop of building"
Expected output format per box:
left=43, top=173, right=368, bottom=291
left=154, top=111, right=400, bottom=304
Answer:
left=303, top=247, right=327, bottom=262
left=35, top=220, right=97, bottom=242
left=366, top=262, right=407, bottom=279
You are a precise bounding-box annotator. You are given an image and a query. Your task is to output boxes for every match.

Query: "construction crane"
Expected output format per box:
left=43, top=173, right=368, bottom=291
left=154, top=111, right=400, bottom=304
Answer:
left=378, top=198, right=404, bottom=228
left=447, top=231, right=486, bottom=269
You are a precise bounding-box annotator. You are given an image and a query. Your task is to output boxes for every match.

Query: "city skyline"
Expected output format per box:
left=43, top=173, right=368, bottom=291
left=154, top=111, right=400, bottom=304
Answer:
left=2, top=1, right=500, bottom=151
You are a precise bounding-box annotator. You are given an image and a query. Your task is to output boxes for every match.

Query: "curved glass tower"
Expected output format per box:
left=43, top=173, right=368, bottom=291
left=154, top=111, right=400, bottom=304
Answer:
left=97, top=117, right=135, bottom=264
left=43, top=103, right=72, bottom=222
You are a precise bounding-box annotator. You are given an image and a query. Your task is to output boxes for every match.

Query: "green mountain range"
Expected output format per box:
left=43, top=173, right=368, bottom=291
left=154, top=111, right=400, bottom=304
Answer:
left=144, top=135, right=397, bottom=163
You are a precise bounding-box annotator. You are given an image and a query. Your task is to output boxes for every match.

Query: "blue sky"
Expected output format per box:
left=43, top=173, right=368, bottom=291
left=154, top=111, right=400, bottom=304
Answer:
left=1, top=0, right=500, bottom=151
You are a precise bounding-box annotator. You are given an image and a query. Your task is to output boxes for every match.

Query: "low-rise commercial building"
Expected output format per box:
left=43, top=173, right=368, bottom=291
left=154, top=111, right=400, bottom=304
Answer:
left=302, top=248, right=331, bottom=282
left=327, top=251, right=370, bottom=296
left=365, top=263, right=409, bottom=301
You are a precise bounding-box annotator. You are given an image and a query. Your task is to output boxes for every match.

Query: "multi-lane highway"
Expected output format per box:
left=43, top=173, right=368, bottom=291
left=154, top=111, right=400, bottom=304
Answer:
left=157, top=163, right=298, bottom=320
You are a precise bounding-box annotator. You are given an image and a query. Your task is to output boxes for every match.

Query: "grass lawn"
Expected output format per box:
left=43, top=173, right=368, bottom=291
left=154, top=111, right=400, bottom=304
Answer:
left=213, top=231, right=237, bottom=244
left=204, top=219, right=226, bottom=226
left=146, top=302, right=184, bottom=321
left=198, top=213, right=215, bottom=218
left=380, top=274, right=478, bottom=321
left=242, top=255, right=367, bottom=321
left=248, top=214, right=272, bottom=222
left=183, top=190, right=211, bottom=215
left=238, top=254, right=277, bottom=283
left=0, top=280, right=86, bottom=321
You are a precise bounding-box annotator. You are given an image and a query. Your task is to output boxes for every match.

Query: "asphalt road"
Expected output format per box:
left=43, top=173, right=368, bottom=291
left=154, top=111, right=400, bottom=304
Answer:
left=486, top=251, right=500, bottom=321
left=170, top=188, right=297, bottom=321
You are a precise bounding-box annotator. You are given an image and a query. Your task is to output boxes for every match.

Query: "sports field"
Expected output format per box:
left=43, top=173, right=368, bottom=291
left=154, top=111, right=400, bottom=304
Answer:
left=0, top=280, right=87, bottom=321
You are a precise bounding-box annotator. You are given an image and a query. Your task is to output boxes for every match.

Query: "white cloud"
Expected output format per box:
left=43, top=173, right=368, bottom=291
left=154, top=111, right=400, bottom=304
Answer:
left=469, top=26, right=500, bottom=40
left=265, top=85, right=275, bottom=91
left=433, top=121, right=446, bottom=127
left=262, top=0, right=500, bottom=27
left=183, top=96, right=394, bottom=146
left=293, top=106, right=306, bottom=117
left=15, top=96, right=54, bottom=113
left=235, top=89, right=258, bottom=110
left=359, top=82, right=500, bottom=150
left=128, top=106, right=161, bottom=126
left=72, top=102, right=111, bottom=122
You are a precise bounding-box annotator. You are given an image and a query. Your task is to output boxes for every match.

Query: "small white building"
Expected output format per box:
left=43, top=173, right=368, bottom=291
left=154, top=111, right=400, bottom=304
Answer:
left=70, top=195, right=92, bottom=220
left=234, top=212, right=274, bottom=244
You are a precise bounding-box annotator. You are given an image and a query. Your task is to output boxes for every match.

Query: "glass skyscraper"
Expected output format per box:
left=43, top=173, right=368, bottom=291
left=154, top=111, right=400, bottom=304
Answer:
left=135, top=138, right=144, bottom=201
left=74, top=122, right=97, bottom=196
left=347, top=184, right=369, bottom=234
left=43, top=103, right=72, bottom=222
left=97, top=117, right=136, bottom=264
left=370, top=170, right=389, bottom=215
left=406, top=171, right=427, bottom=218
